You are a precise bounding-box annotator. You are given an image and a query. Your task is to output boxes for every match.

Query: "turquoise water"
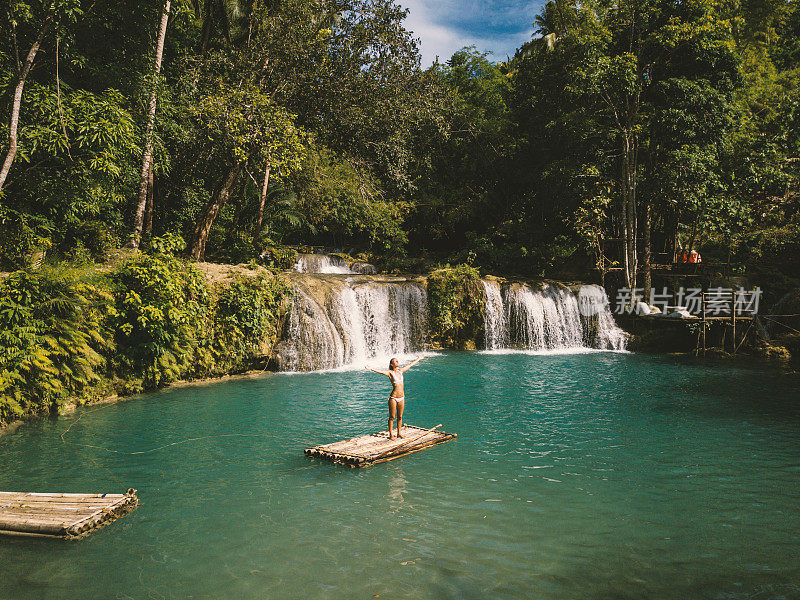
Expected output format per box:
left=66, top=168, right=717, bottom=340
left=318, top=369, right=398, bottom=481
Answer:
left=1, top=352, right=799, bottom=600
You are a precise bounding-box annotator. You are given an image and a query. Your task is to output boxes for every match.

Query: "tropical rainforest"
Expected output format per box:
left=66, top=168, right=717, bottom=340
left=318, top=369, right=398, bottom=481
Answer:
left=1, top=0, right=798, bottom=280
left=1, top=0, right=799, bottom=423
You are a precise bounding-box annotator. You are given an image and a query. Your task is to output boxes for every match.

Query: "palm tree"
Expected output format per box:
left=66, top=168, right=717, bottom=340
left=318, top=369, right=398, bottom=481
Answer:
left=255, top=187, right=314, bottom=241
left=195, top=0, right=259, bottom=54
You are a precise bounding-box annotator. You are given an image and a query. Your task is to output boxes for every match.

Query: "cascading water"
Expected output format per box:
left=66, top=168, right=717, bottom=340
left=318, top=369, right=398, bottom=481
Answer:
left=577, top=284, right=628, bottom=350
left=502, top=283, right=585, bottom=349
left=275, top=275, right=626, bottom=371
left=482, top=281, right=627, bottom=352
left=482, top=280, right=507, bottom=349
left=274, top=275, right=428, bottom=371
left=292, top=254, right=353, bottom=274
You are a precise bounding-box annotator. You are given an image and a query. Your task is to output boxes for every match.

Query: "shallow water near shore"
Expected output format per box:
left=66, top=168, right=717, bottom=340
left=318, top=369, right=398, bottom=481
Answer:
left=1, top=352, right=799, bottom=600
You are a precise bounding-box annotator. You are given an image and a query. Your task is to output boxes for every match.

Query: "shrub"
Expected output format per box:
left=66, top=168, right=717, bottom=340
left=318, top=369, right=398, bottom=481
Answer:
left=209, top=274, right=291, bottom=374
left=60, top=221, right=118, bottom=262
left=426, top=264, right=485, bottom=349
left=0, top=269, right=112, bottom=424
left=0, top=210, right=52, bottom=270
left=112, top=251, right=211, bottom=388
left=144, top=232, right=186, bottom=257
left=259, top=245, right=298, bottom=270
left=225, top=233, right=258, bottom=264
left=0, top=242, right=293, bottom=426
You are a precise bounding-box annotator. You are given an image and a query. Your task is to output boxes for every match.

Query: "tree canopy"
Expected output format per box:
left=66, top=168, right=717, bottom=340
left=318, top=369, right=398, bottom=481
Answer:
left=0, top=0, right=798, bottom=281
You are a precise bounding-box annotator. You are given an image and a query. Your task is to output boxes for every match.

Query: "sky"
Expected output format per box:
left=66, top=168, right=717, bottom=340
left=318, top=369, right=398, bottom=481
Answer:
left=400, top=0, right=545, bottom=65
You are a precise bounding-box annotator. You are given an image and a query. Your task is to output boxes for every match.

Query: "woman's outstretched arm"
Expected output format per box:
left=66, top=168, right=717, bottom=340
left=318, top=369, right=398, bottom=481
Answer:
left=400, top=356, right=423, bottom=372
left=366, top=367, right=390, bottom=376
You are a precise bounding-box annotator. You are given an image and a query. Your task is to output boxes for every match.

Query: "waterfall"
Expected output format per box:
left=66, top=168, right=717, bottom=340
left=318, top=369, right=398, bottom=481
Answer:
left=293, top=254, right=353, bottom=274
left=481, top=281, right=627, bottom=352
left=482, top=280, right=507, bottom=349
left=502, top=283, right=585, bottom=349
left=275, top=275, right=626, bottom=371
left=275, top=275, right=427, bottom=371
left=577, top=285, right=628, bottom=350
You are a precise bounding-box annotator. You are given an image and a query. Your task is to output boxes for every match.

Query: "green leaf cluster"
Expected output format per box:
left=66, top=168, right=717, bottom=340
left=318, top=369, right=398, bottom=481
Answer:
left=0, top=267, right=111, bottom=423
left=208, top=273, right=291, bottom=374
left=113, top=250, right=211, bottom=388
left=426, top=264, right=485, bottom=349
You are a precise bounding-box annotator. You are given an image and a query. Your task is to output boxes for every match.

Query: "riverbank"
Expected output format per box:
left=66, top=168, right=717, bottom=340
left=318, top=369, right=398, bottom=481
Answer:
left=0, top=245, right=292, bottom=431
left=0, top=368, right=277, bottom=437
left=619, top=311, right=800, bottom=369
left=1, top=258, right=611, bottom=430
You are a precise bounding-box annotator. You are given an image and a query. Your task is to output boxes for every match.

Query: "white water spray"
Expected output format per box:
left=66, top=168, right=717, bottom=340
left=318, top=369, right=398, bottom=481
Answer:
left=482, top=281, right=627, bottom=353
left=577, top=284, right=628, bottom=350
left=276, top=276, right=626, bottom=371
left=292, top=254, right=353, bottom=274
left=501, top=283, right=585, bottom=349
left=275, top=276, right=428, bottom=371
left=482, top=280, right=507, bottom=349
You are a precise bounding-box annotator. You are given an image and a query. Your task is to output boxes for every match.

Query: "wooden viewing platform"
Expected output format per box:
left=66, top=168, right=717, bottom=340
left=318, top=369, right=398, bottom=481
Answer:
left=305, top=424, right=456, bottom=467
left=0, top=489, right=138, bottom=539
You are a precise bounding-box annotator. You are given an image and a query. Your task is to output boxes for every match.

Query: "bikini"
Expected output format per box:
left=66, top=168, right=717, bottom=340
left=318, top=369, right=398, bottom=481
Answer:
left=389, top=370, right=404, bottom=403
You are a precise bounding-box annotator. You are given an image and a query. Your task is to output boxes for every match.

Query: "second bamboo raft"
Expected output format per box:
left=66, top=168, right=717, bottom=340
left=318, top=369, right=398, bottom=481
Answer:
left=305, top=424, right=456, bottom=467
left=0, top=489, right=138, bottom=539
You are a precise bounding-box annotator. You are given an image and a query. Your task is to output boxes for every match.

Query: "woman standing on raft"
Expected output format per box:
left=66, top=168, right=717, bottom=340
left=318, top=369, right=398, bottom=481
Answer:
left=367, top=356, right=423, bottom=439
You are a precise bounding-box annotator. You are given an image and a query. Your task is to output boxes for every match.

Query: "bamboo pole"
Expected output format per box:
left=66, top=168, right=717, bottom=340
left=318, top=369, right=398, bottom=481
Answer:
left=731, top=291, right=736, bottom=354
left=372, top=425, right=443, bottom=460
left=702, top=293, right=706, bottom=354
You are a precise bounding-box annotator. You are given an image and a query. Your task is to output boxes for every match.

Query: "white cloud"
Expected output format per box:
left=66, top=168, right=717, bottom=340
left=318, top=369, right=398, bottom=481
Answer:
left=401, top=1, right=537, bottom=65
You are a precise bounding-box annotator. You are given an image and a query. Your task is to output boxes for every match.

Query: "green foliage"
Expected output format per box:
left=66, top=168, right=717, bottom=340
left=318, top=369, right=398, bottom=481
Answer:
left=112, top=252, right=211, bottom=388
left=60, top=221, right=118, bottom=262
left=18, top=84, right=139, bottom=176
left=573, top=191, right=613, bottom=272
left=222, top=232, right=258, bottom=265
left=711, top=224, right=800, bottom=301
left=426, top=264, right=485, bottom=349
left=191, top=83, right=307, bottom=171
left=0, top=210, right=52, bottom=270
left=0, top=241, right=293, bottom=426
left=0, top=268, right=111, bottom=424
left=144, top=232, right=186, bottom=257
left=4, top=82, right=140, bottom=253
left=258, top=244, right=298, bottom=271
left=111, top=247, right=292, bottom=388
left=208, top=274, right=291, bottom=374
left=410, top=48, right=514, bottom=255
left=293, top=147, right=408, bottom=253
left=1, top=0, right=799, bottom=308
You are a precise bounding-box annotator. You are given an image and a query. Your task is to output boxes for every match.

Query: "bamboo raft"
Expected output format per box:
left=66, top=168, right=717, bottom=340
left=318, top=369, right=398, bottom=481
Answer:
left=0, top=489, right=138, bottom=539
left=305, top=424, right=456, bottom=467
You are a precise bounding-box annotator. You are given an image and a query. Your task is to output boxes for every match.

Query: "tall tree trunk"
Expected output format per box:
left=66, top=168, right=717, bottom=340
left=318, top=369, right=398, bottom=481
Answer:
left=227, top=176, right=247, bottom=239
left=144, top=162, right=155, bottom=236
left=621, top=130, right=638, bottom=296
left=642, top=193, right=651, bottom=299
left=0, top=13, right=54, bottom=191
left=247, top=0, right=258, bottom=45
left=130, top=0, right=171, bottom=249
left=200, top=0, right=214, bottom=55
left=189, top=162, right=241, bottom=260
left=253, top=155, right=271, bottom=236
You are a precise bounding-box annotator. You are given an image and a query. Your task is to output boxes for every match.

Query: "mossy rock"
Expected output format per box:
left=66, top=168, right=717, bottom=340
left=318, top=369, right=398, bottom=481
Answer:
left=426, top=264, right=485, bottom=349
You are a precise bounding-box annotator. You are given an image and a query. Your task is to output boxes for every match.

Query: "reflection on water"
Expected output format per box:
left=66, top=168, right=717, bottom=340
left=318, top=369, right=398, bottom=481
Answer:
left=1, top=352, right=799, bottom=600
left=387, top=468, right=407, bottom=513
